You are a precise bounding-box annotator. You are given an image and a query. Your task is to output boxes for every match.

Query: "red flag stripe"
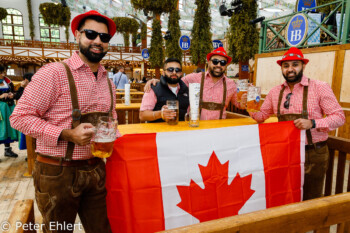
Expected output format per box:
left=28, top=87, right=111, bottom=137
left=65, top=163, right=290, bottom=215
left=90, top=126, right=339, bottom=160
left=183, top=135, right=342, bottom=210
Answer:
left=259, top=121, right=302, bottom=208
left=106, top=133, right=165, bottom=233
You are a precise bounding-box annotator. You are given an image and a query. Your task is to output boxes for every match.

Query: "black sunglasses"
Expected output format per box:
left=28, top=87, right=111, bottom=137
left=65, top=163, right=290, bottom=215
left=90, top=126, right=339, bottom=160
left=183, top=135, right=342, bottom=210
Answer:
left=211, top=59, right=227, bottom=66
left=80, top=29, right=112, bottom=43
left=166, top=67, right=182, bottom=73
left=284, top=93, right=293, bottom=109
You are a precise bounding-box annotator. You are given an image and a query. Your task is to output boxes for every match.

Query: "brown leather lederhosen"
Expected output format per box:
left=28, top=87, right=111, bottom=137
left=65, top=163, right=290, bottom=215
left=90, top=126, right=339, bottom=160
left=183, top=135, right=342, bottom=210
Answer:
left=61, top=62, right=114, bottom=160
left=277, top=83, right=313, bottom=144
left=199, top=72, right=227, bottom=119
left=277, top=81, right=329, bottom=200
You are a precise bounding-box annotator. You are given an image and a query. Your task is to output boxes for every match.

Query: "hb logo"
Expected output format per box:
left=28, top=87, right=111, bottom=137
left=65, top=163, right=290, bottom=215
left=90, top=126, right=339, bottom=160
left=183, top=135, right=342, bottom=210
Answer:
left=290, top=30, right=302, bottom=42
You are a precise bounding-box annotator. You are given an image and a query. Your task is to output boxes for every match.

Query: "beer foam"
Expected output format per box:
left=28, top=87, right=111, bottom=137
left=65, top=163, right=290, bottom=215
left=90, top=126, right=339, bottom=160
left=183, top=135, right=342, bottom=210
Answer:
left=93, top=138, right=115, bottom=143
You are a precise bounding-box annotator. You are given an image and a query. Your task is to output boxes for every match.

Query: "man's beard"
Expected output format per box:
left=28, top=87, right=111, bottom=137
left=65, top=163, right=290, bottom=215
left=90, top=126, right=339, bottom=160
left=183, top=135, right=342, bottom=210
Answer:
left=282, top=69, right=303, bottom=83
left=209, top=66, right=225, bottom=78
left=164, top=74, right=181, bottom=84
left=79, top=43, right=107, bottom=63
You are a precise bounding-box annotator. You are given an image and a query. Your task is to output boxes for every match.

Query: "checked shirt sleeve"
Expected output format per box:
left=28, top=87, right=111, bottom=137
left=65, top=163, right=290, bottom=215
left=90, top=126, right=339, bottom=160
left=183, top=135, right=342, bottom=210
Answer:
left=314, top=82, right=345, bottom=132
left=10, top=64, right=64, bottom=147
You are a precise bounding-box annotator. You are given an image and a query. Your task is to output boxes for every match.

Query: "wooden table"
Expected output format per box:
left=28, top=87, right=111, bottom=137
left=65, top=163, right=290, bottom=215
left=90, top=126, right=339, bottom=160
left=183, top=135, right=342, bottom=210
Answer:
left=118, top=117, right=278, bottom=135
left=116, top=89, right=138, bottom=92
left=116, top=91, right=144, bottom=98
left=116, top=103, right=142, bottom=125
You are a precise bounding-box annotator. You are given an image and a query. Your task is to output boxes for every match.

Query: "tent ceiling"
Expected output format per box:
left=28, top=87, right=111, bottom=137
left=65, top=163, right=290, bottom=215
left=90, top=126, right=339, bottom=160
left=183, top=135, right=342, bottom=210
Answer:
left=52, top=0, right=296, bottom=39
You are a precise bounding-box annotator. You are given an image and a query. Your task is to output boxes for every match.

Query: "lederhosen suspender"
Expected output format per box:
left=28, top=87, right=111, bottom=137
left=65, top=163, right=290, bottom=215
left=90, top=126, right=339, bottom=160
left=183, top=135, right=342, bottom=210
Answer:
left=199, top=72, right=227, bottom=119
left=61, top=62, right=114, bottom=160
left=277, top=80, right=313, bottom=145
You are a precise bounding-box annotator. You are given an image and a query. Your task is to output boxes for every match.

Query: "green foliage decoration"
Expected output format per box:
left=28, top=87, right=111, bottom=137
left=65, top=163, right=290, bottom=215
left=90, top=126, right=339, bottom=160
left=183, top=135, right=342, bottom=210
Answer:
left=190, top=0, right=213, bottom=66
left=27, top=0, right=35, bottom=39
left=227, top=0, right=259, bottom=63
left=141, top=22, right=147, bottom=40
left=113, top=17, right=139, bottom=34
left=165, top=10, right=182, bottom=61
left=39, top=3, right=71, bottom=41
left=0, top=7, right=8, bottom=21
left=39, top=3, right=71, bottom=27
left=149, top=19, right=164, bottom=68
left=130, top=0, right=177, bottom=14
left=317, top=0, right=335, bottom=15
left=132, top=31, right=138, bottom=46
left=112, top=17, right=139, bottom=46
left=123, top=33, right=130, bottom=47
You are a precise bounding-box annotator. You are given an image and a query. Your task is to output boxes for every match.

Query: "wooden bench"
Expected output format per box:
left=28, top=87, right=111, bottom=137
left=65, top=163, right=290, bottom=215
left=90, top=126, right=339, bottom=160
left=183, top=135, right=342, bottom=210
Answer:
left=325, top=135, right=350, bottom=196
left=6, top=199, right=36, bottom=233
left=161, top=193, right=350, bottom=233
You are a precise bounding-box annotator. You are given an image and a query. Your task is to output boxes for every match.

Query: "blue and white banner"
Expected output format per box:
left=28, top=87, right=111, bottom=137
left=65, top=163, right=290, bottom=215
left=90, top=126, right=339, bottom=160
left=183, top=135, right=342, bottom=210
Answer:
left=336, top=13, right=345, bottom=39
left=307, top=13, right=321, bottom=45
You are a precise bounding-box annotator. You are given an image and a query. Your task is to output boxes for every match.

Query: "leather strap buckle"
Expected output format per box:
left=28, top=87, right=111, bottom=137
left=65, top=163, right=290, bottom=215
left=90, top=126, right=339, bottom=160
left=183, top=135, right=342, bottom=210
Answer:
left=72, top=109, right=81, bottom=121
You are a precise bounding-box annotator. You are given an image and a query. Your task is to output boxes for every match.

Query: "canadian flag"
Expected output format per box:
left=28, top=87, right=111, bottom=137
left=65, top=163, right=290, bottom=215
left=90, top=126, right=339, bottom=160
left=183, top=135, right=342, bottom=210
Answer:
left=106, top=121, right=305, bottom=232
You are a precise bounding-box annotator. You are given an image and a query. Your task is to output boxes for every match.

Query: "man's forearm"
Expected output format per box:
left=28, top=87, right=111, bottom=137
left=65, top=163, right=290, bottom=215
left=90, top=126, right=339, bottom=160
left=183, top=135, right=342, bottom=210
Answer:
left=140, top=110, right=162, bottom=121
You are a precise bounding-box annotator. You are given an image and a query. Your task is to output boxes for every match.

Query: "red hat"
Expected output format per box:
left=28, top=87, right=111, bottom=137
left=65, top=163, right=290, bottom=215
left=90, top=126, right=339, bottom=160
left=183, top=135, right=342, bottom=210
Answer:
left=207, top=47, right=232, bottom=64
left=277, top=47, right=309, bottom=66
left=71, top=10, right=117, bottom=37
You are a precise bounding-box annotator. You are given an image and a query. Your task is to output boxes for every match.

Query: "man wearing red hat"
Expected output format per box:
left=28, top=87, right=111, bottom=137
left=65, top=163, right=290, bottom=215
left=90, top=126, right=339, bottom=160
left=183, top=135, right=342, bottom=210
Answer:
left=249, top=47, right=345, bottom=200
left=10, top=10, right=117, bottom=232
left=145, top=47, right=247, bottom=120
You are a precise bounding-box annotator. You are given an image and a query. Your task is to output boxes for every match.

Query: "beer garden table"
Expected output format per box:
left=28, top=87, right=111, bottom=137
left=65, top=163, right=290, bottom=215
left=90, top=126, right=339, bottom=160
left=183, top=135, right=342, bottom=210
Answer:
left=116, top=103, right=142, bottom=125
left=116, top=91, right=144, bottom=99
left=116, top=89, right=138, bottom=92
left=108, top=117, right=279, bottom=232
left=117, top=117, right=278, bottom=134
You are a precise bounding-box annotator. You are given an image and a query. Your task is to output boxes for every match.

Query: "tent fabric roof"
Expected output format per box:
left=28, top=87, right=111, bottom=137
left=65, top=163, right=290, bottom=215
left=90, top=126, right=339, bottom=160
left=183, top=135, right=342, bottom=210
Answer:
left=52, top=0, right=296, bottom=39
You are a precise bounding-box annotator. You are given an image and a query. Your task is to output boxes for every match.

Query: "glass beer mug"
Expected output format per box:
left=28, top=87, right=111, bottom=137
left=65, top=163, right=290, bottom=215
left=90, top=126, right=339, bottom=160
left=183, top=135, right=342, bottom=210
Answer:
left=237, top=79, right=248, bottom=103
left=246, top=86, right=261, bottom=112
left=166, top=100, right=179, bottom=125
left=91, top=116, right=118, bottom=158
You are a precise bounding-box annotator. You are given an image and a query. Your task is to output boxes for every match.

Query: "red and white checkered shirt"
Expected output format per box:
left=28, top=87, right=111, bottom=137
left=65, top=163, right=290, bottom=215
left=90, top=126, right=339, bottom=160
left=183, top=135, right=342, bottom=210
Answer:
left=251, top=76, right=345, bottom=144
left=10, top=51, right=119, bottom=160
left=182, top=72, right=239, bottom=120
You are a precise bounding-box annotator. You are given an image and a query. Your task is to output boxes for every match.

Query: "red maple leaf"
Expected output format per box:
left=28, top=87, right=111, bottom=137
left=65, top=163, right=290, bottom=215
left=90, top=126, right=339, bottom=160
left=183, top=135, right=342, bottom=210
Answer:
left=176, top=151, right=255, bottom=222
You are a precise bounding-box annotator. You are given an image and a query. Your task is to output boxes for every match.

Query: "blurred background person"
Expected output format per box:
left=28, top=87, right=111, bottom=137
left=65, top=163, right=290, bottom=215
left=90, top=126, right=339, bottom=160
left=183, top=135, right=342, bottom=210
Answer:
left=0, top=64, right=19, bottom=159
left=112, top=66, right=128, bottom=89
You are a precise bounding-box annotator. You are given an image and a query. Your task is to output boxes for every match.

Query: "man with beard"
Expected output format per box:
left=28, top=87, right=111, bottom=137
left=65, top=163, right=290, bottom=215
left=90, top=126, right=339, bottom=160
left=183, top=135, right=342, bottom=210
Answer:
left=140, top=58, right=189, bottom=122
left=10, top=10, right=118, bottom=232
left=249, top=47, right=345, bottom=200
left=144, top=47, right=247, bottom=120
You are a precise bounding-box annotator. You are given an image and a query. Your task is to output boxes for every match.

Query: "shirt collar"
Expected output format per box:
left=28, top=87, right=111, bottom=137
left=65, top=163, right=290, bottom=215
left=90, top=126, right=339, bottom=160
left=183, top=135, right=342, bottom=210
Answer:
left=205, top=71, right=227, bottom=82
left=68, top=51, right=107, bottom=75
left=282, top=75, right=309, bottom=87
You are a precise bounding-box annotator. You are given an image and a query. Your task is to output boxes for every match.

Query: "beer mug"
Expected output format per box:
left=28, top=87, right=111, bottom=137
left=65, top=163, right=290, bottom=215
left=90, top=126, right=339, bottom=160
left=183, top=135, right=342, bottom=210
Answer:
left=246, top=86, right=261, bottom=112
left=91, top=116, right=118, bottom=158
left=237, top=79, right=248, bottom=103
left=166, top=100, right=179, bottom=125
